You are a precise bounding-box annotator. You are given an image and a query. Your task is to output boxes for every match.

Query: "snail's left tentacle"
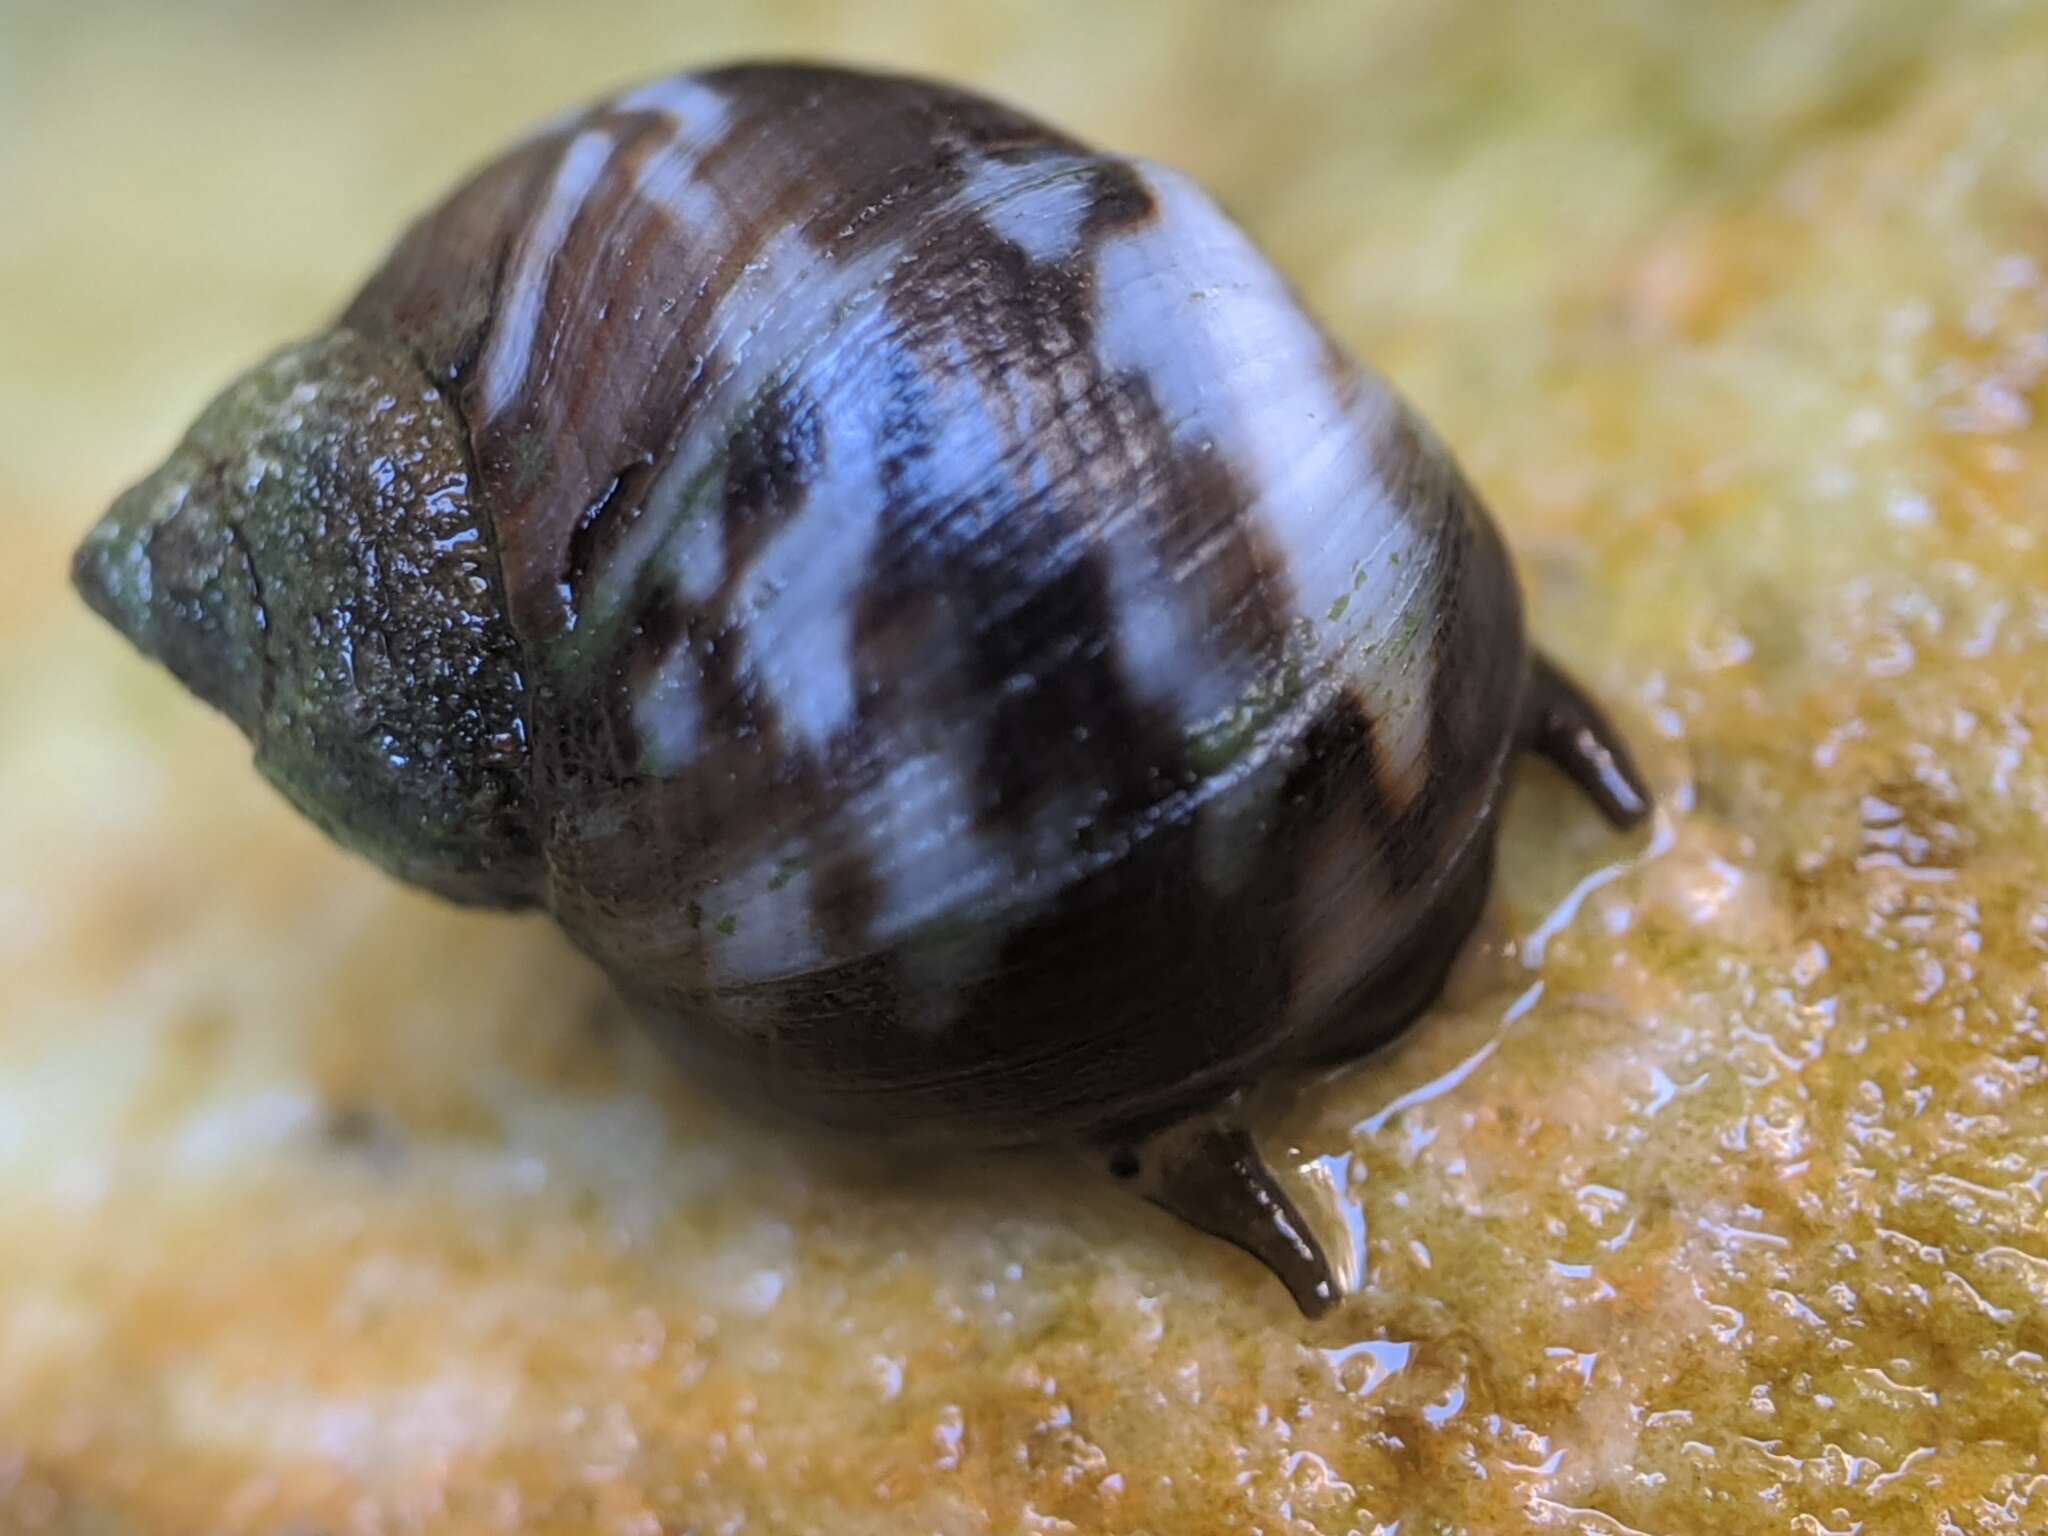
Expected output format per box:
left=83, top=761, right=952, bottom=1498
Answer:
left=1522, top=652, right=1651, bottom=828
left=1108, top=1103, right=1340, bottom=1318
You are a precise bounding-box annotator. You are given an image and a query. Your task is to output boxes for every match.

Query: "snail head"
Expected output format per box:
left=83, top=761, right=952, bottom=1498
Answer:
left=72, top=329, right=541, bottom=907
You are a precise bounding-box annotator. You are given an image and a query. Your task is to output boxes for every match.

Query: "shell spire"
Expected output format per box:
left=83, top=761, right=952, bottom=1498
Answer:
left=75, top=331, right=539, bottom=906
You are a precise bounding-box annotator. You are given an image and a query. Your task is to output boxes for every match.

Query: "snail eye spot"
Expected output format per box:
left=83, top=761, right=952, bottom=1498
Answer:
left=1108, top=1149, right=1141, bottom=1181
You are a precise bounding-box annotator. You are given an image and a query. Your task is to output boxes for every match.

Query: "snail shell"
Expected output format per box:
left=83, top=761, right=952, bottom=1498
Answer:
left=73, top=64, right=1648, bottom=1314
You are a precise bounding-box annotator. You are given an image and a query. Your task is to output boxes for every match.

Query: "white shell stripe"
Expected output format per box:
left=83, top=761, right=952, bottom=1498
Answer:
left=850, top=721, right=1008, bottom=944
left=1098, top=516, right=1249, bottom=734
left=701, top=842, right=827, bottom=986
left=476, top=128, right=616, bottom=422
left=613, top=76, right=731, bottom=136
left=633, top=640, right=705, bottom=777
left=722, top=370, right=891, bottom=760
left=1093, top=165, right=1438, bottom=806
left=961, top=157, right=1095, bottom=266
left=628, top=92, right=735, bottom=248
left=471, top=84, right=733, bottom=432
left=629, top=153, right=1096, bottom=769
left=624, top=223, right=917, bottom=769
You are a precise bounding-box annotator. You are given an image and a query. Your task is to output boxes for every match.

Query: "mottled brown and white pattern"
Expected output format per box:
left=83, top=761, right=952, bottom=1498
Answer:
left=342, top=63, right=1501, bottom=1039
left=75, top=63, right=1650, bottom=1314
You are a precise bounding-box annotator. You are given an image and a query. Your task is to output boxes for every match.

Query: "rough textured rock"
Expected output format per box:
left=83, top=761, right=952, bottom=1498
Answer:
left=3, top=1, right=2046, bottom=1531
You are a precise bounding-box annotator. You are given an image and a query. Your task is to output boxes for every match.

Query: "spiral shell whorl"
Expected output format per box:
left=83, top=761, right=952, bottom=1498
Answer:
left=340, top=65, right=1526, bottom=1138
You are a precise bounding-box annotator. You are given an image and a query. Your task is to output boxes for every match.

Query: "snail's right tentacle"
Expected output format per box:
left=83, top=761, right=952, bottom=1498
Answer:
left=1108, top=1102, right=1341, bottom=1318
left=1522, top=651, right=1651, bottom=828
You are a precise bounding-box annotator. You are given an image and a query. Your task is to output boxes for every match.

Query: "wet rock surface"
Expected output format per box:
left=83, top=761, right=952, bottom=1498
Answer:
left=3, top=2, right=2045, bottom=1530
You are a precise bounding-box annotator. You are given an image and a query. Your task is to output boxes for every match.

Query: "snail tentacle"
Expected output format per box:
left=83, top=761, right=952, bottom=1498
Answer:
left=1523, top=651, right=1651, bottom=827
left=1112, top=1103, right=1340, bottom=1318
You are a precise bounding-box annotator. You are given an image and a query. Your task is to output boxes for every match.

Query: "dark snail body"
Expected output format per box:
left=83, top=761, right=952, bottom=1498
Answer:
left=73, top=64, right=1647, bottom=1315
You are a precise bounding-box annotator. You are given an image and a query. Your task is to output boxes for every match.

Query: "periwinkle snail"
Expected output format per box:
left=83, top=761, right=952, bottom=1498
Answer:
left=73, top=63, right=1648, bottom=1315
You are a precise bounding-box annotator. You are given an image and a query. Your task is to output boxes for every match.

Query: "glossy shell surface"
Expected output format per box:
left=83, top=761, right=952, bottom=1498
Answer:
left=334, top=64, right=1532, bottom=1139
